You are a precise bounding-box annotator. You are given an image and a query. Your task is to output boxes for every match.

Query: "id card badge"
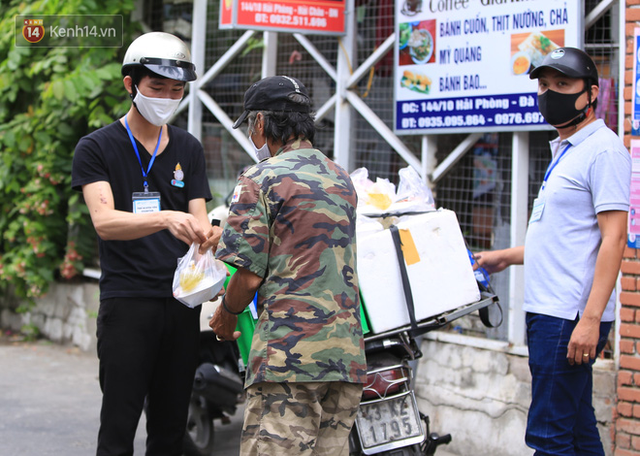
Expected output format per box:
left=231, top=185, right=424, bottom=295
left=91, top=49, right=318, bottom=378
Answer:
left=132, top=192, right=161, bottom=213
left=529, top=196, right=544, bottom=224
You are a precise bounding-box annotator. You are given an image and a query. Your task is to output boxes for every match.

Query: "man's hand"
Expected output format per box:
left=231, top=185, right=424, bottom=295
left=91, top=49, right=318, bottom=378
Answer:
left=474, top=246, right=524, bottom=274
left=199, top=225, right=223, bottom=254
left=567, top=317, right=600, bottom=365
left=209, top=300, right=242, bottom=341
left=210, top=266, right=262, bottom=340
left=165, top=211, right=208, bottom=245
left=566, top=210, right=626, bottom=366
left=474, top=250, right=511, bottom=274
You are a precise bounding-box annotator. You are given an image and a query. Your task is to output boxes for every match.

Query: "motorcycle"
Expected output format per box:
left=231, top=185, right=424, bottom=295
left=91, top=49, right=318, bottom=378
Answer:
left=201, top=203, right=500, bottom=455
left=183, top=301, right=245, bottom=456
left=349, top=290, right=500, bottom=455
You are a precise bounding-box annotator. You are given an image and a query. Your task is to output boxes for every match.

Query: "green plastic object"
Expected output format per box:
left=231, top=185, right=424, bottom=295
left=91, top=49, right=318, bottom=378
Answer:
left=223, top=263, right=237, bottom=289
left=223, top=263, right=256, bottom=365
left=359, top=292, right=371, bottom=335
left=235, top=306, right=256, bottom=366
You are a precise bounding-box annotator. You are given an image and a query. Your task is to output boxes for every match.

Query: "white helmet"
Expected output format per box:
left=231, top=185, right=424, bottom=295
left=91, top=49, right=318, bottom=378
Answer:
left=121, top=32, right=197, bottom=82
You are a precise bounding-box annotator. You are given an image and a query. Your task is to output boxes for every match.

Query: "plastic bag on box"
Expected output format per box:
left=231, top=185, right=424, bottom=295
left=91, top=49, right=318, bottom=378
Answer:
left=351, top=166, right=435, bottom=215
left=350, top=167, right=373, bottom=195
left=393, top=166, right=435, bottom=212
left=351, top=167, right=397, bottom=212
left=172, top=243, right=227, bottom=308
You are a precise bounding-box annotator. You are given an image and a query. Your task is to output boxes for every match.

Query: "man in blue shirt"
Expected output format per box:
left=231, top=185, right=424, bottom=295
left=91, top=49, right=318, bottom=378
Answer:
left=476, top=47, right=630, bottom=455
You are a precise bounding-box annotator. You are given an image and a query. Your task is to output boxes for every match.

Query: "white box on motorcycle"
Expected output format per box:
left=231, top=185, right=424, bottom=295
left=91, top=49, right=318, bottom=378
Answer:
left=356, top=209, right=480, bottom=334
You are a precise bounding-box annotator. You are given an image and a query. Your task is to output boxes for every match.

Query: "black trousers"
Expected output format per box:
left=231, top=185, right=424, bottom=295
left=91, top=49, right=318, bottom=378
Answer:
left=96, top=297, right=201, bottom=456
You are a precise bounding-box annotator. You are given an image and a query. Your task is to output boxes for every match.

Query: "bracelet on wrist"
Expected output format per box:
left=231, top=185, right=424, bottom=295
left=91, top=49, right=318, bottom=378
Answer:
left=221, top=294, right=244, bottom=315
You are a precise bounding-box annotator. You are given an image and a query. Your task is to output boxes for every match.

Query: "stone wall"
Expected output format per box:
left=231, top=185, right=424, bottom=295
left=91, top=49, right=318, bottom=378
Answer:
left=415, top=337, right=616, bottom=456
left=0, top=282, right=100, bottom=353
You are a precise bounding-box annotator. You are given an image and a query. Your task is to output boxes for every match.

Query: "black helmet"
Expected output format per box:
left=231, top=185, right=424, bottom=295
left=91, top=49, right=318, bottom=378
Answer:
left=529, top=47, right=598, bottom=86
left=121, top=32, right=197, bottom=82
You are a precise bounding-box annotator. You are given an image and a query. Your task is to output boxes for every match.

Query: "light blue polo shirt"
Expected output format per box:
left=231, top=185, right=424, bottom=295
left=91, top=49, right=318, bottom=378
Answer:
left=523, top=119, right=631, bottom=322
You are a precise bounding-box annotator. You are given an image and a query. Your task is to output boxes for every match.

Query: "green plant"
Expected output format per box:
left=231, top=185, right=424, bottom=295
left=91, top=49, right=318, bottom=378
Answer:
left=0, top=0, right=140, bottom=299
left=240, top=35, right=264, bottom=57
left=20, top=323, right=41, bottom=342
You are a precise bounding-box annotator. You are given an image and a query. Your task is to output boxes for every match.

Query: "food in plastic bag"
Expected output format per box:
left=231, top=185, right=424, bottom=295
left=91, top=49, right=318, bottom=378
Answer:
left=368, top=179, right=396, bottom=210
left=180, top=264, right=204, bottom=293
left=350, top=168, right=396, bottom=211
left=172, top=243, right=227, bottom=308
left=350, top=168, right=374, bottom=208
left=350, top=166, right=435, bottom=215
left=350, top=167, right=373, bottom=193
left=394, top=166, right=436, bottom=212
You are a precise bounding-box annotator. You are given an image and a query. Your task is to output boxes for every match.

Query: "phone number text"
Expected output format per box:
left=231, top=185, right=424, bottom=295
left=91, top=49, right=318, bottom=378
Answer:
left=254, top=13, right=328, bottom=27
left=401, top=112, right=545, bottom=129
left=397, top=94, right=548, bottom=130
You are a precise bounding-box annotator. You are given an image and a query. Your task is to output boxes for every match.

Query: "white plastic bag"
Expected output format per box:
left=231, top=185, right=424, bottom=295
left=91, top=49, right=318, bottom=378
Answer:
left=393, top=166, right=436, bottom=212
left=351, top=166, right=435, bottom=215
left=172, top=243, right=227, bottom=308
left=351, top=167, right=397, bottom=212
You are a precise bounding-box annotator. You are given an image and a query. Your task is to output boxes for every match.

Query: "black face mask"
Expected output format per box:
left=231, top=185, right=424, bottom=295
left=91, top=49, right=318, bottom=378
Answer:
left=537, top=87, right=590, bottom=127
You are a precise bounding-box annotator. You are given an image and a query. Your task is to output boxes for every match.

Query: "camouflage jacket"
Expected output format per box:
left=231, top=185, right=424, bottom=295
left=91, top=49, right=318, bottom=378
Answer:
left=216, top=139, right=367, bottom=387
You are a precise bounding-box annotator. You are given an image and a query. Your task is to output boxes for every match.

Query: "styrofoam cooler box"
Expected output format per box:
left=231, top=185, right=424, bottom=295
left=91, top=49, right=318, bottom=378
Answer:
left=356, top=209, right=480, bottom=334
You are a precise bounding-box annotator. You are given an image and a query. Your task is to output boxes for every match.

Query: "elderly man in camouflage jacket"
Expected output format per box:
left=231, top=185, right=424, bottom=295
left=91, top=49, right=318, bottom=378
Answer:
left=208, top=75, right=367, bottom=456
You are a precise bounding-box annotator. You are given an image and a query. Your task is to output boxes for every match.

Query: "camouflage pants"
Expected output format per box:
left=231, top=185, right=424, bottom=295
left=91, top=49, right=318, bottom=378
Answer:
left=240, top=381, right=363, bottom=456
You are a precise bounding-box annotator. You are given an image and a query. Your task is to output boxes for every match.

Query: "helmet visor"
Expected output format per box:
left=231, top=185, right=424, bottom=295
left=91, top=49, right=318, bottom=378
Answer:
left=140, top=57, right=197, bottom=82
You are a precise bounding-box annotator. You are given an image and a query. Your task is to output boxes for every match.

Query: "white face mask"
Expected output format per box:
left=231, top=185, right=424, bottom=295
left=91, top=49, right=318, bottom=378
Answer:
left=249, top=134, right=272, bottom=161
left=133, top=86, right=181, bottom=126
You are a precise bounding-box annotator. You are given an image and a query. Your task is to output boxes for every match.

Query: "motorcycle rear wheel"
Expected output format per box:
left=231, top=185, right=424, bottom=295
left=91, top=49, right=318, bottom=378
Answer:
left=183, top=399, right=215, bottom=456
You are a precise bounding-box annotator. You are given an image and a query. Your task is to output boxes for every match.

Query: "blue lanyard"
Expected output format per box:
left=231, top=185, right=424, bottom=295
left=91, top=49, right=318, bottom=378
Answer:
left=124, top=115, right=162, bottom=193
left=542, top=143, right=571, bottom=191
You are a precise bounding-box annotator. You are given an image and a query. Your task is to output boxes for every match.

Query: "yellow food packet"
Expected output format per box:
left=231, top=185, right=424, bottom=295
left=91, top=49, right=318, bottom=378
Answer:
left=368, top=192, right=392, bottom=210
left=179, top=261, right=204, bottom=292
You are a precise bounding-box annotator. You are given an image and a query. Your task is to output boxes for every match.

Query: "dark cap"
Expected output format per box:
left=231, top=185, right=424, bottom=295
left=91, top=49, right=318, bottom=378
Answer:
left=232, top=75, right=311, bottom=129
left=529, top=47, right=599, bottom=86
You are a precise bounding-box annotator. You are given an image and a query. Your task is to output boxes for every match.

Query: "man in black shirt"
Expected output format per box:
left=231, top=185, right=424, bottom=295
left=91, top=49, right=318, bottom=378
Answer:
left=72, top=32, right=219, bottom=456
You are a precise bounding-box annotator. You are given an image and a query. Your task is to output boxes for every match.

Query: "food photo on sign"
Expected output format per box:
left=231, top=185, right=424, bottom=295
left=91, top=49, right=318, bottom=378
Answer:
left=400, top=69, right=432, bottom=94
left=399, top=19, right=436, bottom=66
left=398, top=19, right=435, bottom=95
left=510, top=29, right=564, bottom=75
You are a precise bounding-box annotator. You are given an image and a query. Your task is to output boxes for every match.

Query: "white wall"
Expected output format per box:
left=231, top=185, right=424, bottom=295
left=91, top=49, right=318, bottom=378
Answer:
left=0, top=283, right=100, bottom=353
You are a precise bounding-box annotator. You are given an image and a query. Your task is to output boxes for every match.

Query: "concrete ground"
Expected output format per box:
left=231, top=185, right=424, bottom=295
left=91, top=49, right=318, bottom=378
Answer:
left=0, top=331, right=456, bottom=456
left=0, top=332, right=243, bottom=456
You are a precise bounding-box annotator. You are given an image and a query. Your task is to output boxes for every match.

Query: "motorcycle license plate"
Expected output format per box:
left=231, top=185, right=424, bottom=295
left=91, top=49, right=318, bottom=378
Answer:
left=355, top=393, right=425, bottom=453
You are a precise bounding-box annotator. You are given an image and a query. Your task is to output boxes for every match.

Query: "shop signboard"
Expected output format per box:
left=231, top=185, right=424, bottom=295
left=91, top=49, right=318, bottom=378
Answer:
left=632, top=28, right=640, bottom=136
left=394, top=0, right=581, bottom=134
left=220, top=0, right=347, bottom=35
left=629, top=139, right=640, bottom=248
